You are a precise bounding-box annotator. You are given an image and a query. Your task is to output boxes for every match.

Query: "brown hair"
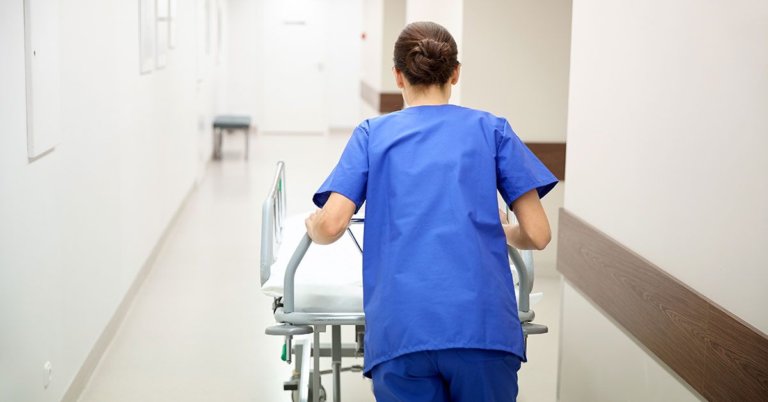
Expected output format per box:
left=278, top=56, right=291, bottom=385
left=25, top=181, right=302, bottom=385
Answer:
left=393, top=21, right=460, bottom=87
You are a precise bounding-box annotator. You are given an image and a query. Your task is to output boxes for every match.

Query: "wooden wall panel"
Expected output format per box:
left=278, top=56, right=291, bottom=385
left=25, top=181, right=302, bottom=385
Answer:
left=379, top=93, right=403, bottom=113
left=359, top=81, right=403, bottom=114
left=360, top=81, right=403, bottom=114
left=557, top=209, right=768, bottom=401
left=360, top=81, right=380, bottom=112
left=526, top=143, right=566, bottom=181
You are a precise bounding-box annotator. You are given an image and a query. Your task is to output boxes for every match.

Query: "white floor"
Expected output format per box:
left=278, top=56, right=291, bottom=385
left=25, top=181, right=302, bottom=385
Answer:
left=78, top=132, right=562, bottom=402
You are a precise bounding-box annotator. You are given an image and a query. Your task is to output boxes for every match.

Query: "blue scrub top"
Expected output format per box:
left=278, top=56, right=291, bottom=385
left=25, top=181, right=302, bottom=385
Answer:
left=313, top=104, right=558, bottom=377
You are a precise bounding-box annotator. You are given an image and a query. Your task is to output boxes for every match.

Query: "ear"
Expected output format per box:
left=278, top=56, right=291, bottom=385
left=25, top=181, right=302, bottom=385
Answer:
left=393, top=67, right=405, bottom=89
left=450, top=65, right=461, bottom=85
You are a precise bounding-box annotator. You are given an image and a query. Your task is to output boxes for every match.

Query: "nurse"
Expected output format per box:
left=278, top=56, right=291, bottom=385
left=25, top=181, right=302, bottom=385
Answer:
left=305, top=21, right=557, bottom=402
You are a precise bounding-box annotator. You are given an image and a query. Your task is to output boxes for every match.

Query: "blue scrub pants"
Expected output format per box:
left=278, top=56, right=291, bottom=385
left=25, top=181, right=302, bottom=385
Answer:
left=371, top=349, right=521, bottom=402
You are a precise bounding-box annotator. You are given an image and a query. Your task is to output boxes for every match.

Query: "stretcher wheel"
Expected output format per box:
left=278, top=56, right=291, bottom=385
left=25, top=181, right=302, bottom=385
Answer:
left=291, top=382, right=326, bottom=402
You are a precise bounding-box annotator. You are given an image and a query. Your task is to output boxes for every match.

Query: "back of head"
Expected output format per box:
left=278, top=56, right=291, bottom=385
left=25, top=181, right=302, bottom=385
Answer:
left=393, top=22, right=460, bottom=87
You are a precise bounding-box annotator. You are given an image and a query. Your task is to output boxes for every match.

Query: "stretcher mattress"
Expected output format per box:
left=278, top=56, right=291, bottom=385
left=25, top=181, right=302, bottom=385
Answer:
left=261, top=213, right=542, bottom=313
left=261, top=213, right=365, bottom=313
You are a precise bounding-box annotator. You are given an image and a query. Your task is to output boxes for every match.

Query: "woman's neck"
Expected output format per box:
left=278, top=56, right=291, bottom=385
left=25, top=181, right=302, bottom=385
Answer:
left=403, top=83, right=452, bottom=107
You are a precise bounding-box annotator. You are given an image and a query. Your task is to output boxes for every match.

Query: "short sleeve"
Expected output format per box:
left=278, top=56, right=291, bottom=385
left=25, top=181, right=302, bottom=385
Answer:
left=496, top=119, right=558, bottom=206
left=312, top=122, right=369, bottom=212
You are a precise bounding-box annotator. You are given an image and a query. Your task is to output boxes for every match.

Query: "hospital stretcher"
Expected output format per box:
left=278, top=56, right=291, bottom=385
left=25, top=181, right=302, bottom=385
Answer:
left=261, top=161, right=548, bottom=402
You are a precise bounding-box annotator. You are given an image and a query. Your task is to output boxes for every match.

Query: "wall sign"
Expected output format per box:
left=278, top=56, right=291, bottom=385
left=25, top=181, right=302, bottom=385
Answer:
left=24, top=0, right=61, bottom=159
left=139, top=0, right=156, bottom=74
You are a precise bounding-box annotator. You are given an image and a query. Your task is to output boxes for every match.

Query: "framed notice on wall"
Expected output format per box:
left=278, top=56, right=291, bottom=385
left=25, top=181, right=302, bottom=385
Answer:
left=169, top=0, right=177, bottom=48
left=156, top=0, right=169, bottom=68
left=24, top=0, right=61, bottom=159
left=139, top=0, right=156, bottom=74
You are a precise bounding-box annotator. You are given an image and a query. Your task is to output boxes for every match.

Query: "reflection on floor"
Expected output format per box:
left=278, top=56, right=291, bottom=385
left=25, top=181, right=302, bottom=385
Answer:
left=78, top=132, right=562, bottom=402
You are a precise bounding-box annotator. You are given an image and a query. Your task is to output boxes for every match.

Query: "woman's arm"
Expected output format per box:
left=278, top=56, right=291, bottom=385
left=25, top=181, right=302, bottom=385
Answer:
left=305, top=192, right=357, bottom=245
left=500, top=189, right=552, bottom=250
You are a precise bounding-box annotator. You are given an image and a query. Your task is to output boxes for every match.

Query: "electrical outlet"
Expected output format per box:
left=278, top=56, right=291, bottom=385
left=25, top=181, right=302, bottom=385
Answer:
left=43, top=361, right=52, bottom=389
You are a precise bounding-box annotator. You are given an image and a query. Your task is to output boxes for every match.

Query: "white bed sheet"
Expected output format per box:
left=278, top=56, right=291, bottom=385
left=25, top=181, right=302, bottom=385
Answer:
left=261, top=213, right=365, bottom=313
left=261, top=212, right=542, bottom=314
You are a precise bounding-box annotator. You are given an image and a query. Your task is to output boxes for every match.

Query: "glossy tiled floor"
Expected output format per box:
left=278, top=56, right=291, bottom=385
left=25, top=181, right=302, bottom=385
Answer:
left=78, top=132, right=562, bottom=402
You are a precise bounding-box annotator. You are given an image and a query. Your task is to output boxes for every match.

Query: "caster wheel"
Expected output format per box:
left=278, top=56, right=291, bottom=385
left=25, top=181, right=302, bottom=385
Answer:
left=291, top=383, right=326, bottom=402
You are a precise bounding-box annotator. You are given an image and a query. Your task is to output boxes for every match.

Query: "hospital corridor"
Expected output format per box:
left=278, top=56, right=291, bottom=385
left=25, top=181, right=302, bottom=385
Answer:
left=72, top=134, right=562, bottom=402
left=1, top=1, right=767, bottom=402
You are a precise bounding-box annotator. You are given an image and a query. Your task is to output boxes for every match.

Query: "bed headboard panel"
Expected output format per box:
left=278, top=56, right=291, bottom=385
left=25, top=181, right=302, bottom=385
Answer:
left=260, top=161, right=287, bottom=286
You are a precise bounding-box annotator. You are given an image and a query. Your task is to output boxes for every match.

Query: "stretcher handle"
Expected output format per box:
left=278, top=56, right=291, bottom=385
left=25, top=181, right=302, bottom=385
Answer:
left=283, top=218, right=363, bottom=313
left=282, top=226, right=535, bottom=317
left=509, top=245, right=534, bottom=315
left=503, top=205, right=535, bottom=316
left=282, top=233, right=313, bottom=314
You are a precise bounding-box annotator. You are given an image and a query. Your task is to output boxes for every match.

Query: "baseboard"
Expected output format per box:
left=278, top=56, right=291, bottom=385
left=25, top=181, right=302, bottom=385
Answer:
left=60, top=182, right=198, bottom=402
left=259, top=130, right=326, bottom=136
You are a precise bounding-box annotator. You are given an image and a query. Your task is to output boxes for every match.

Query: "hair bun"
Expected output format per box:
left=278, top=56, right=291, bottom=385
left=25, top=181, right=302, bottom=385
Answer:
left=393, top=22, right=460, bottom=86
left=417, top=38, right=450, bottom=62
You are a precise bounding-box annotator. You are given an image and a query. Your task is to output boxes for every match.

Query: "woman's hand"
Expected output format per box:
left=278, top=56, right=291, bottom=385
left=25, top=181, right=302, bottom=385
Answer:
left=305, top=193, right=356, bottom=245
left=304, top=210, right=319, bottom=231
left=501, top=190, right=551, bottom=250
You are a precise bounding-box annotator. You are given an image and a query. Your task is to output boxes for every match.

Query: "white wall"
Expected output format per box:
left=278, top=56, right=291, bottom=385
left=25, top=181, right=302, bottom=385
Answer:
left=361, top=0, right=405, bottom=95
left=359, top=0, right=405, bottom=119
left=361, top=0, right=384, bottom=92
left=560, top=0, right=768, bottom=399
left=225, top=0, right=362, bottom=131
left=559, top=283, right=702, bottom=401
left=380, top=0, right=406, bottom=93
left=461, top=0, right=571, bottom=143
left=223, top=0, right=265, bottom=124
left=325, top=0, right=364, bottom=128
left=460, top=0, right=572, bottom=276
left=0, top=0, right=224, bottom=401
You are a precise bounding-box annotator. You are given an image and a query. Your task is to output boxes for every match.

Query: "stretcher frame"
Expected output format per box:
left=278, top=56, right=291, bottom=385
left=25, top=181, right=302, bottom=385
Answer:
left=261, top=161, right=547, bottom=402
